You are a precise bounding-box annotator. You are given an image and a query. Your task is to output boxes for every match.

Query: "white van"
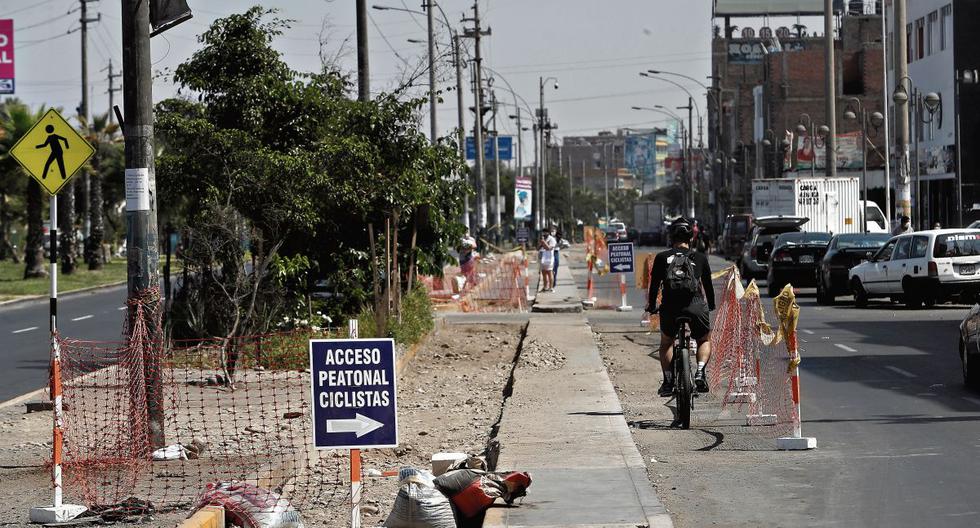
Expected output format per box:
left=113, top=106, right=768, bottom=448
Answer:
left=849, top=229, right=980, bottom=308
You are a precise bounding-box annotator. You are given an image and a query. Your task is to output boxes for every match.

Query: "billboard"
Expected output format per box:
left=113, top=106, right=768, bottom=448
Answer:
left=727, top=39, right=807, bottom=64
left=514, top=177, right=532, bottom=220
left=625, top=133, right=658, bottom=182
left=0, top=20, right=13, bottom=94
left=796, top=131, right=864, bottom=170
left=714, top=0, right=824, bottom=16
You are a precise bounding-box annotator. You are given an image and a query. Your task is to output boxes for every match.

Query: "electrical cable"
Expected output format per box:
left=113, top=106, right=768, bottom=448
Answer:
left=0, top=0, right=60, bottom=18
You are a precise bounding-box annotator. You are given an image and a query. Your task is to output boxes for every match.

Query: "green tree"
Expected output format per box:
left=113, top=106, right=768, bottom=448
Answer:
left=81, top=112, right=122, bottom=269
left=155, top=7, right=465, bottom=352
left=0, top=99, right=48, bottom=277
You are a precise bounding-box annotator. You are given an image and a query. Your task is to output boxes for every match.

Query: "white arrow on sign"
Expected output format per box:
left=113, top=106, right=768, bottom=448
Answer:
left=612, top=263, right=632, bottom=271
left=326, top=413, right=384, bottom=438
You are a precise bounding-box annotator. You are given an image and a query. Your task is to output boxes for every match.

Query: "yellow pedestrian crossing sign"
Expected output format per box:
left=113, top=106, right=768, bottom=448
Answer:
left=9, top=108, right=95, bottom=196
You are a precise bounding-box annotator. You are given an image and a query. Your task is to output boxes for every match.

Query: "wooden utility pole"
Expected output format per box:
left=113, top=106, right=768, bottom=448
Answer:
left=122, top=0, right=164, bottom=449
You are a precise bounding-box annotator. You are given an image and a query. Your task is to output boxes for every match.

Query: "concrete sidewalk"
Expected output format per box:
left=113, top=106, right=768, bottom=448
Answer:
left=485, top=266, right=673, bottom=527
left=531, top=254, right=583, bottom=313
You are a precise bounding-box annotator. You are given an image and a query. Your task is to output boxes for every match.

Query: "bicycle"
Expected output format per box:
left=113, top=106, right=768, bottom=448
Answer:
left=671, top=316, right=697, bottom=429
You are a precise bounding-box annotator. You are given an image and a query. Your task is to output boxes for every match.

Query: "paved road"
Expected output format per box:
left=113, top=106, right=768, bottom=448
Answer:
left=0, top=286, right=127, bottom=402
left=573, top=244, right=980, bottom=527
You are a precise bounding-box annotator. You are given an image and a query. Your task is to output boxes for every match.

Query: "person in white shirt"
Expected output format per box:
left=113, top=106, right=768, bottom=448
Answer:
left=538, top=233, right=554, bottom=291
left=549, top=227, right=561, bottom=286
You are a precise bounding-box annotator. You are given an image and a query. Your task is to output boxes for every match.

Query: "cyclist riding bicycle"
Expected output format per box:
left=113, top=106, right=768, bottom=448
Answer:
left=645, top=217, right=715, bottom=397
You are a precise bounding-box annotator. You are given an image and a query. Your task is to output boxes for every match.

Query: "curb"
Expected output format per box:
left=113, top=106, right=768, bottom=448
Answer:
left=0, top=280, right=127, bottom=308
left=0, top=386, right=48, bottom=411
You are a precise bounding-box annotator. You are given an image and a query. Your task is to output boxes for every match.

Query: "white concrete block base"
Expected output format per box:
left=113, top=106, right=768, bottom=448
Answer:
left=431, top=452, right=468, bottom=476
left=581, top=299, right=595, bottom=309
left=776, top=436, right=817, bottom=450
left=615, top=304, right=633, bottom=312
left=746, top=413, right=777, bottom=426
left=726, top=392, right=757, bottom=404
left=30, top=504, right=87, bottom=523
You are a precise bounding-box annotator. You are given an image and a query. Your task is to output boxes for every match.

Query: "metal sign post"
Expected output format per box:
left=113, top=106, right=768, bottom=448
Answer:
left=312, top=325, right=398, bottom=528
left=608, top=242, right=635, bottom=312
left=8, top=109, right=92, bottom=524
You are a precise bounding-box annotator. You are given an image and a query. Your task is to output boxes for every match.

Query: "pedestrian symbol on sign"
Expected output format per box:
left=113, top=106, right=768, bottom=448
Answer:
left=36, top=125, right=69, bottom=180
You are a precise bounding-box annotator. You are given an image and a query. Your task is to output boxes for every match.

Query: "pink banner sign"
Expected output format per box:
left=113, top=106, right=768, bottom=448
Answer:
left=0, top=20, right=13, bottom=94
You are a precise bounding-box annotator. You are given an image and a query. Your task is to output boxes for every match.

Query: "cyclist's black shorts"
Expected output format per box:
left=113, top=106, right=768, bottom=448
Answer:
left=660, top=299, right=711, bottom=340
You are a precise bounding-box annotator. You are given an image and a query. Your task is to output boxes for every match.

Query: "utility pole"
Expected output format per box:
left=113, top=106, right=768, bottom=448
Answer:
left=452, top=33, right=468, bottom=230
left=105, top=59, right=121, bottom=124
left=568, top=152, right=573, bottom=229
left=69, top=0, right=99, bottom=271
left=824, top=0, right=837, bottom=177
left=122, top=0, right=164, bottom=449
left=356, top=0, right=369, bottom=102
left=463, top=1, right=489, bottom=231
left=425, top=0, right=437, bottom=142
left=604, top=142, right=610, bottom=220
left=492, top=91, right=501, bottom=239
left=894, top=0, right=911, bottom=221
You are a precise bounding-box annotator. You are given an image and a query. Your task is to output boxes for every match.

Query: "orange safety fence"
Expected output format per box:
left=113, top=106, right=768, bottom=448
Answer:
left=58, top=301, right=352, bottom=512
left=702, top=267, right=799, bottom=440
left=420, top=250, right=528, bottom=313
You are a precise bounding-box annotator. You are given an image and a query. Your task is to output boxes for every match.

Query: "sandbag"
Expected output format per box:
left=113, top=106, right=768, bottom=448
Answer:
left=384, top=468, right=457, bottom=528
left=194, top=482, right=304, bottom=528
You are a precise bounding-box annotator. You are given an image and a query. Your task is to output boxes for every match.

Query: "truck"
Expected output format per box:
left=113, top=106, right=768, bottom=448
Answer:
left=751, top=177, right=887, bottom=234
left=633, top=201, right=666, bottom=246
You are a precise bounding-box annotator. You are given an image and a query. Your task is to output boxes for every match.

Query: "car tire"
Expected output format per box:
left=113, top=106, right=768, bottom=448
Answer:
left=852, top=278, right=869, bottom=308
left=767, top=274, right=782, bottom=298
left=962, top=341, right=980, bottom=389
left=902, top=278, right=923, bottom=309
left=816, top=274, right=834, bottom=305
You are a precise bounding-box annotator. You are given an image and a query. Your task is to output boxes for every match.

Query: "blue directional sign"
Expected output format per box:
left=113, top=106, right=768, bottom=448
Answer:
left=309, top=339, right=398, bottom=450
left=465, top=136, right=513, bottom=161
left=607, top=242, right=635, bottom=274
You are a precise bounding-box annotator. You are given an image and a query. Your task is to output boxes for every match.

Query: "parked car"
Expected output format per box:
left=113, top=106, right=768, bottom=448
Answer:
left=738, top=216, right=809, bottom=281
left=958, top=302, right=980, bottom=388
left=720, top=213, right=752, bottom=260
left=849, top=229, right=980, bottom=308
left=766, top=231, right=832, bottom=297
left=816, top=232, right=893, bottom=305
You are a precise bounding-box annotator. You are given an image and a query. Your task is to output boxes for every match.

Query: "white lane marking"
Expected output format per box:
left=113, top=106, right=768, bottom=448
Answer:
left=117, top=306, right=127, bottom=311
left=884, top=365, right=917, bottom=378
left=12, top=326, right=39, bottom=334
left=71, top=315, right=93, bottom=322
left=963, top=397, right=980, bottom=407
left=853, top=452, right=940, bottom=459
left=834, top=343, right=858, bottom=352
left=802, top=329, right=814, bottom=335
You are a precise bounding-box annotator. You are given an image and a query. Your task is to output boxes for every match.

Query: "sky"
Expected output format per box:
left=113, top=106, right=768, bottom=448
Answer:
left=3, top=0, right=808, bottom=146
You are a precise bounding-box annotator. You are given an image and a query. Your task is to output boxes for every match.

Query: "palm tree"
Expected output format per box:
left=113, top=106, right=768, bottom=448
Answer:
left=83, top=113, right=121, bottom=270
left=0, top=99, right=47, bottom=278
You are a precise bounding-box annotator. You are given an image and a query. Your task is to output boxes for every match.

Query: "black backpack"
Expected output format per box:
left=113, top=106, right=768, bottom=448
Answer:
left=665, top=251, right=701, bottom=298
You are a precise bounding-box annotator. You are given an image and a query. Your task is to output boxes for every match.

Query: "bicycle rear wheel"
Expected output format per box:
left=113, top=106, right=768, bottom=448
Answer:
left=676, top=325, right=693, bottom=429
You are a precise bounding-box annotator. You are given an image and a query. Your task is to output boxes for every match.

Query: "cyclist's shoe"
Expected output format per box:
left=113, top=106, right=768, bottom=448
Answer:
left=694, top=368, right=709, bottom=393
left=658, top=380, right=675, bottom=397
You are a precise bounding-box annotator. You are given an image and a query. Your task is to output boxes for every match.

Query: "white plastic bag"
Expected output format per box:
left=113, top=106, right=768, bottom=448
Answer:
left=195, top=482, right=305, bottom=528
left=384, top=468, right=457, bottom=528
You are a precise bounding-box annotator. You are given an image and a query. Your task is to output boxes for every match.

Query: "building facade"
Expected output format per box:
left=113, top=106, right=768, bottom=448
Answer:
left=885, top=0, right=980, bottom=227
left=711, top=9, right=888, bottom=215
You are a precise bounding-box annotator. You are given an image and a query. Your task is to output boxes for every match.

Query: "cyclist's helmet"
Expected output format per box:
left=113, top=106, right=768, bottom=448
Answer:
left=670, top=217, right=693, bottom=243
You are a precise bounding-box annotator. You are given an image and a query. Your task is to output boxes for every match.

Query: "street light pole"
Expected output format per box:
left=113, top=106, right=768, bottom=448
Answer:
left=824, top=0, right=838, bottom=177
left=425, top=0, right=436, bottom=142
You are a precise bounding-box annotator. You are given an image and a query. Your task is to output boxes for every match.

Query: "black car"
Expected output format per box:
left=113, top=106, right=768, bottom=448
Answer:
left=766, top=231, right=832, bottom=297
left=816, top=232, right=892, bottom=305
left=738, top=216, right=809, bottom=281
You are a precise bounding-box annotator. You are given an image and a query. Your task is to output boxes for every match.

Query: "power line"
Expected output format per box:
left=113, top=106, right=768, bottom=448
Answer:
left=0, top=0, right=60, bottom=17
left=368, top=11, right=409, bottom=65
left=14, top=8, right=73, bottom=32
left=15, top=29, right=75, bottom=50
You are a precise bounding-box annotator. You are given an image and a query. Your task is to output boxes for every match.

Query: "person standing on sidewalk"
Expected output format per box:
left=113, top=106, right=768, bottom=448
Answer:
left=550, top=227, right=561, bottom=287
left=538, top=232, right=555, bottom=292
left=645, top=217, right=715, bottom=396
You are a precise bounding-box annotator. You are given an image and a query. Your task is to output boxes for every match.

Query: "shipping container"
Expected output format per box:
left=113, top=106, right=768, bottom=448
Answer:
left=751, top=178, right=886, bottom=234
